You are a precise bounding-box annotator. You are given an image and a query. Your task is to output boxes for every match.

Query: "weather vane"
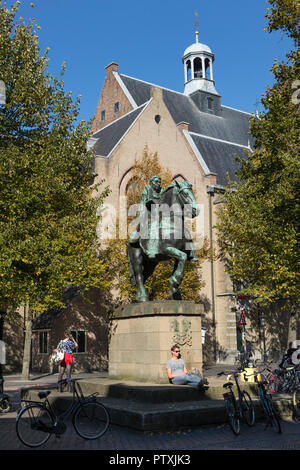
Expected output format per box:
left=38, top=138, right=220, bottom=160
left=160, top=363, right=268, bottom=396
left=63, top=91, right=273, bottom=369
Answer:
left=254, top=99, right=260, bottom=117
left=194, top=11, right=199, bottom=43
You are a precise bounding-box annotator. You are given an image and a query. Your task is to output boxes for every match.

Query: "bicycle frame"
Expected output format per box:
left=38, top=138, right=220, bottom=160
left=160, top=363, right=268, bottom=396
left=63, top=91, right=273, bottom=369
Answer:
left=222, top=372, right=246, bottom=416
left=228, top=374, right=243, bottom=401
left=258, top=383, right=271, bottom=414
left=19, top=379, right=98, bottom=433
left=245, top=366, right=277, bottom=415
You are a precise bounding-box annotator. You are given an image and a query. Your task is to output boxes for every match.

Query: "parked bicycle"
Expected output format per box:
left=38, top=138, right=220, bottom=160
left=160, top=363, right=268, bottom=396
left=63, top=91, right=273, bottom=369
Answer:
left=16, top=378, right=110, bottom=448
left=292, top=385, right=300, bottom=419
left=273, top=364, right=300, bottom=419
left=218, top=370, right=255, bottom=435
left=0, top=376, right=11, bottom=413
left=274, top=364, right=300, bottom=394
left=246, top=365, right=282, bottom=434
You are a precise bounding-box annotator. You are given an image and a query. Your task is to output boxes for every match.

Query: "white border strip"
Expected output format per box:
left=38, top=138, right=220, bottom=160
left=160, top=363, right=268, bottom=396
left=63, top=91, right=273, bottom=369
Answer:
left=113, top=72, right=138, bottom=109
left=95, top=99, right=153, bottom=159
left=182, top=129, right=211, bottom=175
left=189, top=131, right=251, bottom=150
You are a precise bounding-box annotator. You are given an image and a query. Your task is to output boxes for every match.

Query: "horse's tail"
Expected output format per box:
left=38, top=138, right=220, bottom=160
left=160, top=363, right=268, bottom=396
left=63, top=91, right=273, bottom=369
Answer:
left=127, top=243, right=137, bottom=287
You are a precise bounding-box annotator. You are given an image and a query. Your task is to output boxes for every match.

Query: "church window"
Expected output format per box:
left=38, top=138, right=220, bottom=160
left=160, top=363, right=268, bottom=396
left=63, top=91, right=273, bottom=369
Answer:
left=186, top=60, right=191, bottom=81
left=207, top=97, right=213, bottom=110
left=71, top=330, right=86, bottom=353
left=39, top=331, right=48, bottom=354
left=126, top=177, right=141, bottom=209
left=193, top=58, right=203, bottom=79
left=101, top=110, right=105, bottom=121
left=114, top=102, right=119, bottom=113
left=205, top=58, right=211, bottom=80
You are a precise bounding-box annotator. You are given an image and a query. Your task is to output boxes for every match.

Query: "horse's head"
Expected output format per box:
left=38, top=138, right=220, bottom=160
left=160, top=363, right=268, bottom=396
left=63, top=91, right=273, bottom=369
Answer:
left=174, top=180, right=200, bottom=218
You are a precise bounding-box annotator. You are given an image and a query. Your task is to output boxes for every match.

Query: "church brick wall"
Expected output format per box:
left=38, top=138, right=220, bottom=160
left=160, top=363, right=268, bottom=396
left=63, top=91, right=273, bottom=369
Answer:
left=91, top=63, right=134, bottom=134
left=93, top=88, right=238, bottom=362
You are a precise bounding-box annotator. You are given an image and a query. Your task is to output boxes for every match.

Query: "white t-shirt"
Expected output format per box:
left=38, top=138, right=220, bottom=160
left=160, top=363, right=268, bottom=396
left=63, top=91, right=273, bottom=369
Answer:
left=166, top=358, right=186, bottom=375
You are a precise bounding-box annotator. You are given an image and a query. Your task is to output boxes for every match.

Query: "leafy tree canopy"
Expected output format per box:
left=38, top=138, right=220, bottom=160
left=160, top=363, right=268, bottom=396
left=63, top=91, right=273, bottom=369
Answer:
left=0, top=1, right=111, bottom=315
left=216, top=0, right=300, bottom=308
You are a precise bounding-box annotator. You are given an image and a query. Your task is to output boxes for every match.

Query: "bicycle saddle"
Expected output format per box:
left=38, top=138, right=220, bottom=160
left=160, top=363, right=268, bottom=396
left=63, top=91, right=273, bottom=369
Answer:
left=223, top=382, right=233, bottom=388
left=38, top=391, right=51, bottom=399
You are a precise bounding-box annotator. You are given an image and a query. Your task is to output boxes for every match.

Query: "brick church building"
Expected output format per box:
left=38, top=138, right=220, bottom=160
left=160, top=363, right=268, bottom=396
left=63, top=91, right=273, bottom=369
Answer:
left=88, top=31, right=257, bottom=365
left=4, top=31, right=293, bottom=376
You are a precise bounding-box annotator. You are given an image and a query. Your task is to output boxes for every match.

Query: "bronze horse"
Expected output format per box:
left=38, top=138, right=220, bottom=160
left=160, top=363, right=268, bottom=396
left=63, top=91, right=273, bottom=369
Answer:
left=128, top=179, right=199, bottom=302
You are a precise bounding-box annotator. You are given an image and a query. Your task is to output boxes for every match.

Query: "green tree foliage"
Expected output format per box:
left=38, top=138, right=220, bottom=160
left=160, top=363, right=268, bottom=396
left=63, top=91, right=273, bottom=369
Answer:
left=216, top=0, right=300, bottom=307
left=106, top=146, right=211, bottom=303
left=0, top=1, right=111, bottom=316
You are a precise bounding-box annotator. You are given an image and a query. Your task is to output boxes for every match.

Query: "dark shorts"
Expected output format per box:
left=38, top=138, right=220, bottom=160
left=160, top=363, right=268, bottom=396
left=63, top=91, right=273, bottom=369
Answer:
left=60, top=353, right=74, bottom=366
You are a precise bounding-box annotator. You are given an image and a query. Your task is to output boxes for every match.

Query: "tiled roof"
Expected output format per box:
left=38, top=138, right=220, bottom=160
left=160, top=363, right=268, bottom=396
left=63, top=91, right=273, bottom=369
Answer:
left=189, top=134, right=249, bottom=186
left=92, top=103, right=148, bottom=157
left=92, top=72, right=255, bottom=185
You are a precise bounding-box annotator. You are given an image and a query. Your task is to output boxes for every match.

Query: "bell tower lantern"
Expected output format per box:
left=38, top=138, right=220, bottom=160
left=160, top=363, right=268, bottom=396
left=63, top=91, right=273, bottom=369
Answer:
left=182, top=23, right=218, bottom=96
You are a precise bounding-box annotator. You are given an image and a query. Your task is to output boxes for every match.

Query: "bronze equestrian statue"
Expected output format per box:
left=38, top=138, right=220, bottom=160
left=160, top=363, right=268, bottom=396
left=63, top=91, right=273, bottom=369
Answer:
left=128, top=177, right=199, bottom=302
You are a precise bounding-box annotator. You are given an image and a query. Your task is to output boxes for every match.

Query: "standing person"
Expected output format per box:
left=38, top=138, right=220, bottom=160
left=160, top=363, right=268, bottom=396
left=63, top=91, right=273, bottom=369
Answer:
left=166, top=344, right=207, bottom=390
left=57, top=331, right=78, bottom=392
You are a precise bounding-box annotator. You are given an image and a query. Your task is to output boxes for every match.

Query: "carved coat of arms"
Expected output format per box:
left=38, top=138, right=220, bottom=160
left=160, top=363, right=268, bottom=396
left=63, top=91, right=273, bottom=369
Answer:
left=170, top=318, right=192, bottom=346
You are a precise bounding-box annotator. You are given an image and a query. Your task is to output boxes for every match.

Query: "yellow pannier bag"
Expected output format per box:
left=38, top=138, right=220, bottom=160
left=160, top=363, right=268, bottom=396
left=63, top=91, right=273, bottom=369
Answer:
left=240, top=367, right=261, bottom=383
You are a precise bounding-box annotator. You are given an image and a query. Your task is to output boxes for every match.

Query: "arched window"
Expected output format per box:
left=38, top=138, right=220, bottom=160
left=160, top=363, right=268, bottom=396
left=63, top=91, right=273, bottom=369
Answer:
left=205, top=58, right=211, bottom=80
left=193, top=58, right=203, bottom=79
left=186, top=60, right=192, bottom=82
left=207, top=97, right=213, bottom=110
left=126, top=177, right=141, bottom=209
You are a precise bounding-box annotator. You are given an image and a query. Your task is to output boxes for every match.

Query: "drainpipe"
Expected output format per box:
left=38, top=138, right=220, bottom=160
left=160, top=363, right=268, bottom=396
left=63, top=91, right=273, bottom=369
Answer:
left=207, top=185, right=217, bottom=362
left=206, top=184, right=226, bottom=363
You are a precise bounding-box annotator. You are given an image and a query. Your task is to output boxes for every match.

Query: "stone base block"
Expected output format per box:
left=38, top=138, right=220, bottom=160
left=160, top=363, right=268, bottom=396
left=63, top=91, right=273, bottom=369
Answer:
left=108, top=300, right=204, bottom=384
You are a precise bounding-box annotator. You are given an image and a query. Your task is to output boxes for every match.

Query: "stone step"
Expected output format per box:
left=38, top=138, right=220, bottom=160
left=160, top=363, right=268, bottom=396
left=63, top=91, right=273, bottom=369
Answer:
left=20, top=379, right=296, bottom=432
left=77, top=377, right=262, bottom=403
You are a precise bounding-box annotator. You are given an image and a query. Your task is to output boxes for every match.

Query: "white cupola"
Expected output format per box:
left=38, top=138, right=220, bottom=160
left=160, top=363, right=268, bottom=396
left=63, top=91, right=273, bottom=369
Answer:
left=182, top=29, right=218, bottom=96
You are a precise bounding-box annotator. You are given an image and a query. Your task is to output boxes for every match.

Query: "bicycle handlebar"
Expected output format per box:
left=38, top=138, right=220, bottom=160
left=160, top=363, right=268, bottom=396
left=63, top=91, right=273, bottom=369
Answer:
left=57, top=378, right=80, bottom=384
left=217, top=371, right=239, bottom=377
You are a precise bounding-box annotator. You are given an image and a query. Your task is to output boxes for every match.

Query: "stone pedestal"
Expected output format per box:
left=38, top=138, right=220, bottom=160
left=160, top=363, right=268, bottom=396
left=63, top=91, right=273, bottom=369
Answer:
left=108, top=300, right=204, bottom=383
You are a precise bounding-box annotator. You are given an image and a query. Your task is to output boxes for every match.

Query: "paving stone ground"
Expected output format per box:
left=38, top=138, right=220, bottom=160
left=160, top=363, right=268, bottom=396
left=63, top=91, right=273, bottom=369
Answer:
left=1, top=370, right=300, bottom=453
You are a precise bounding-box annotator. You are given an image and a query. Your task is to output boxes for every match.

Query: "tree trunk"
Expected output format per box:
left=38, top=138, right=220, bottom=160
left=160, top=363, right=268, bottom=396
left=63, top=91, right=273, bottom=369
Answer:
left=0, top=310, right=7, bottom=393
left=21, top=306, right=33, bottom=380
left=287, top=311, right=295, bottom=348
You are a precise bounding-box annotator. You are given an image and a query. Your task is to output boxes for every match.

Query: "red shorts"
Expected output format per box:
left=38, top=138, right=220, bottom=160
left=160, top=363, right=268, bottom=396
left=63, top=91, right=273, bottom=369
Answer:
left=60, top=353, right=74, bottom=366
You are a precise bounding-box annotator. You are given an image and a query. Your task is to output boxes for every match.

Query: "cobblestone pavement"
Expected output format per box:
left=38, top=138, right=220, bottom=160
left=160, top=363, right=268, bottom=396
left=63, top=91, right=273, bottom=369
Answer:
left=1, top=386, right=300, bottom=451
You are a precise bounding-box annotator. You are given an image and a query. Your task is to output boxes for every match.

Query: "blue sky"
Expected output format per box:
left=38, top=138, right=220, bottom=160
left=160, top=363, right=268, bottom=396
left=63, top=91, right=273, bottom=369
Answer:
left=16, top=0, right=293, bottom=123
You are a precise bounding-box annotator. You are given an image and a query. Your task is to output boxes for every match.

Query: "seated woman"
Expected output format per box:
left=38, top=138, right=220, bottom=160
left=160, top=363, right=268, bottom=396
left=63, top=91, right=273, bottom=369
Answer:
left=166, top=344, right=207, bottom=390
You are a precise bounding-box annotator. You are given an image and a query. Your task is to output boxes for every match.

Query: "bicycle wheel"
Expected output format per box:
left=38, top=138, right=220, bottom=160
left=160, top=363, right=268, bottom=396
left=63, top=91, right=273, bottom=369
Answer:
left=241, top=391, right=255, bottom=426
left=225, top=397, right=240, bottom=435
left=265, top=396, right=282, bottom=434
left=292, top=387, right=300, bottom=418
left=73, top=401, right=110, bottom=439
left=16, top=404, right=53, bottom=447
left=0, top=396, right=12, bottom=413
